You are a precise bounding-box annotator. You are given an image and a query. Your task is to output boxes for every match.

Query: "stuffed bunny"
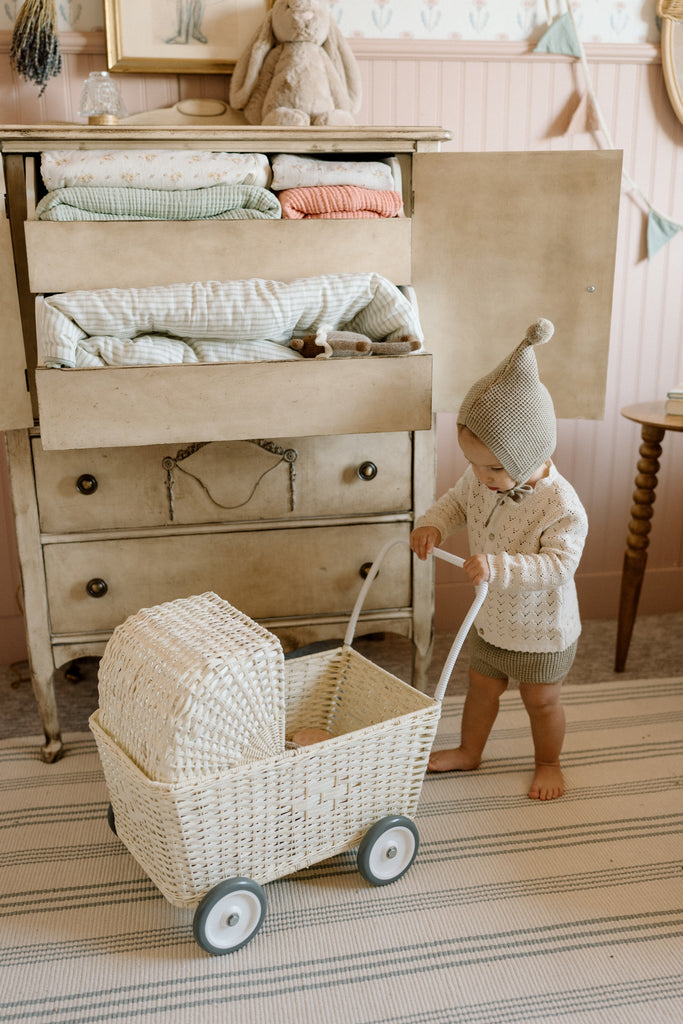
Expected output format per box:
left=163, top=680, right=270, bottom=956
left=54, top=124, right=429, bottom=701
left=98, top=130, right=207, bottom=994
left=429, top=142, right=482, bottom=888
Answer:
left=229, top=0, right=362, bottom=126
left=290, top=327, right=422, bottom=359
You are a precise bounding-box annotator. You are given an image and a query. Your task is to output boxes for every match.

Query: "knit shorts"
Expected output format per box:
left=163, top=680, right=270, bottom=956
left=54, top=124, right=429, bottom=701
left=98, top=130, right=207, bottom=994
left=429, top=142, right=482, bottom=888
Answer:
left=469, top=631, right=578, bottom=684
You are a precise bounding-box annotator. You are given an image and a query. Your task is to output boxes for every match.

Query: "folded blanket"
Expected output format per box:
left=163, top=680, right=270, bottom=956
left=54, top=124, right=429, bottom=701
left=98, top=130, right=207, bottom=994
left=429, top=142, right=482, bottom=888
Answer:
left=41, top=150, right=272, bottom=190
left=35, top=184, right=282, bottom=221
left=36, top=274, right=423, bottom=368
left=279, top=185, right=403, bottom=220
left=271, top=153, right=400, bottom=192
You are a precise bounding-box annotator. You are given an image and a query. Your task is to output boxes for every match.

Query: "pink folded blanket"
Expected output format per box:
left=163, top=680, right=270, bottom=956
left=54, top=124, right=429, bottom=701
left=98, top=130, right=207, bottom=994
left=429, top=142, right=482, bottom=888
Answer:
left=279, top=184, right=403, bottom=220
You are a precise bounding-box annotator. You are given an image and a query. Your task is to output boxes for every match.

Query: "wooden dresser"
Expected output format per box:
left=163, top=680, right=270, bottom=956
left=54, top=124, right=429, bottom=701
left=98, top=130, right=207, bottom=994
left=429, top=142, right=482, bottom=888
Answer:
left=0, top=126, right=622, bottom=760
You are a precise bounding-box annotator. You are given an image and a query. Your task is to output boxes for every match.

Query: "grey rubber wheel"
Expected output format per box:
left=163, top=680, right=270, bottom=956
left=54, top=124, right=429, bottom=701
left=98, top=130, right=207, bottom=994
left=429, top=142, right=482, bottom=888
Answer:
left=357, top=815, right=419, bottom=885
left=193, top=878, right=267, bottom=954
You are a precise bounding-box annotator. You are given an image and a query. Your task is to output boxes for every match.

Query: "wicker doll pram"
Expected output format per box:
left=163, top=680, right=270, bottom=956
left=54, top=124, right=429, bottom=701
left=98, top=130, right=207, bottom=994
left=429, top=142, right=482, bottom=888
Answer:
left=90, top=539, right=487, bottom=954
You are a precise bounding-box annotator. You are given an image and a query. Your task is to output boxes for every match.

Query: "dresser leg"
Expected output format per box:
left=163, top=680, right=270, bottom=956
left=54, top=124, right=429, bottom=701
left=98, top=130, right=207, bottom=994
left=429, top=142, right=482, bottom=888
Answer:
left=5, top=429, right=64, bottom=760
left=28, top=669, right=63, bottom=761
left=615, top=423, right=664, bottom=672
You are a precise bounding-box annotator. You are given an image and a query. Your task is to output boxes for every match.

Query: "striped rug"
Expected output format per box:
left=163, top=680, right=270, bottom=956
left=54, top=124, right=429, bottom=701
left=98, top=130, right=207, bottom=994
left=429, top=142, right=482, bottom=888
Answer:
left=1, top=678, right=682, bottom=1024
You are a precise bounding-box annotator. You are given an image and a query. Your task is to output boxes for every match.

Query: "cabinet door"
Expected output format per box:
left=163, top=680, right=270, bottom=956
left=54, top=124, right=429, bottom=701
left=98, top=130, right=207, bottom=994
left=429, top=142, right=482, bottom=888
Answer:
left=413, top=151, right=622, bottom=419
left=0, top=168, right=32, bottom=430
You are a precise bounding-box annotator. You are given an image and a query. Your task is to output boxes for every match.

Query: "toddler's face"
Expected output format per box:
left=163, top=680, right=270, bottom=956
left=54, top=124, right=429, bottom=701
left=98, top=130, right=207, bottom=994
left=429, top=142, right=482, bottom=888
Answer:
left=458, top=426, right=517, bottom=492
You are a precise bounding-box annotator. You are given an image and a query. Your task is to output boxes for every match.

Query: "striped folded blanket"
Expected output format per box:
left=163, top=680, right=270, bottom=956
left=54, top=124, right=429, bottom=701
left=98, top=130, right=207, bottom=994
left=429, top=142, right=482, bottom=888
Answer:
left=37, top=273, right=424, bottom=368
left=35, top=184, right=282, bottom=221
left=278, top=185, right=403, bottom=220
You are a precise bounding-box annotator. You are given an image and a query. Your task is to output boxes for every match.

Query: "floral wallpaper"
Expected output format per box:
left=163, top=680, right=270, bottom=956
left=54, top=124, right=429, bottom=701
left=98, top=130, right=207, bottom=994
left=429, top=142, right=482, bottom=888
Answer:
left=0, top=1, right=662, bottom=44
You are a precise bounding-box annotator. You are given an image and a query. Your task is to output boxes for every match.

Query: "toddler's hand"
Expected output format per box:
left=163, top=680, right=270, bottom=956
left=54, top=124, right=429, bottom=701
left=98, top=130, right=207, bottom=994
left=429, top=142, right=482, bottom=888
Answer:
left=463, top=554, right=490, bottom=585
left=410, top=526, right=441, bottom=560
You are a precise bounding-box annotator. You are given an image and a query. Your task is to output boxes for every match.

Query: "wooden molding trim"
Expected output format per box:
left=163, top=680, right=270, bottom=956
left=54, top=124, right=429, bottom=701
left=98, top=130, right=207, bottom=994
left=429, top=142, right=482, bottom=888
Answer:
left=350, top=37, right=661, bottom=65
left=0, top=31, right=661, bottom=64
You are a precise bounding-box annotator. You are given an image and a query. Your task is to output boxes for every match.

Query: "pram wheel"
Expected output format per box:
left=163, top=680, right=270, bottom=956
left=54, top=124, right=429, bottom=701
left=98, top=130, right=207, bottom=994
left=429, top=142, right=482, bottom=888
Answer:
left=193, top=878, right=267, bottom=954
left=357, top=815, right=419, bottom=886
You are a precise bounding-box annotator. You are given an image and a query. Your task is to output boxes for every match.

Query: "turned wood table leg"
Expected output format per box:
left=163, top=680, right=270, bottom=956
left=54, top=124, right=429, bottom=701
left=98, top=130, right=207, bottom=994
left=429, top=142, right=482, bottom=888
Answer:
left=615, top=423, right=665, bottom=672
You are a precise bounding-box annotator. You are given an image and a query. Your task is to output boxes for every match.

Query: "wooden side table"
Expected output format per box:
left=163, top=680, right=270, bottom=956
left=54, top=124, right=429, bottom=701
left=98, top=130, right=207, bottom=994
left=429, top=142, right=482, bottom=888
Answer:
left=615, top=402, right=683, bottom=671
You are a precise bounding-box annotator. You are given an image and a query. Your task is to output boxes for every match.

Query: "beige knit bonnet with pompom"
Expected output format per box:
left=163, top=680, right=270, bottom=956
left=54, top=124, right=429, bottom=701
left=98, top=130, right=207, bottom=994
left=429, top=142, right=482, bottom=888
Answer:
left=457, top=318, right=557, bottom=485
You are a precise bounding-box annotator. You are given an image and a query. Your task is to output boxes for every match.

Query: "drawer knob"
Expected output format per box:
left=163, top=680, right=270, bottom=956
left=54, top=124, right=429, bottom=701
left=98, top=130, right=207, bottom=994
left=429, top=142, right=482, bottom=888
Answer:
left=359, top=563, right=378, bottom=580
left=86, top=578, right=108, bottom=598
left=76, top=473, right=98, bottom=495
left=357, top=461, right=378, bottom=481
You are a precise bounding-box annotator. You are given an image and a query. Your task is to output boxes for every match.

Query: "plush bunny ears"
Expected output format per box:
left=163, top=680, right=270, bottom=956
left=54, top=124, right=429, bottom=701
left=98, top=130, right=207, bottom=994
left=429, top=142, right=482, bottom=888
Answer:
left=229, top=0, right=362, bottom=117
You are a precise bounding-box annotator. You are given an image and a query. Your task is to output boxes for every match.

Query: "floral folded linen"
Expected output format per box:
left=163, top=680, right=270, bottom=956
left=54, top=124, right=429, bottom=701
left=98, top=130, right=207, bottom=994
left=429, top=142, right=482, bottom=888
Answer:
left=40, top=150, right=272, bottom=190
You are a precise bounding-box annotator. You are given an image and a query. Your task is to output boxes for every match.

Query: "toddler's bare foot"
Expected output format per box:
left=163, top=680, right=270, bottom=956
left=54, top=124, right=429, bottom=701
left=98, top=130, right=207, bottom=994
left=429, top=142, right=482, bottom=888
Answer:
left=528, top=762, right=564, bottom=800
left=428, top=747, right=480, bottom=773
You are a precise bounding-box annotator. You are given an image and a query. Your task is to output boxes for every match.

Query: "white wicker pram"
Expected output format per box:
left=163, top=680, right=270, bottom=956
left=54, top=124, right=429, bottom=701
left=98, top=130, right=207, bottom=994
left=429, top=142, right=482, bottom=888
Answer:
left=89, top=540, right=487, bottom=954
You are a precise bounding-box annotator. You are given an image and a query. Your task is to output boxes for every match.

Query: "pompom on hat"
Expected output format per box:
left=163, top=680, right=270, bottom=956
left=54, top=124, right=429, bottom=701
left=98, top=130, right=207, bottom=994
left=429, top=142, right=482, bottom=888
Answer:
left=457, top=318, right=557, bottom=484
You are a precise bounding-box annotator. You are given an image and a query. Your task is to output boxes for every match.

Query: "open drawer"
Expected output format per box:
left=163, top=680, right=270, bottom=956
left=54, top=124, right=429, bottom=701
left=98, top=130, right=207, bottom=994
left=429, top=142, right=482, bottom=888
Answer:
left=26, top=203, right=427, bottom=451
left=34, top=355, right=432, bottom=450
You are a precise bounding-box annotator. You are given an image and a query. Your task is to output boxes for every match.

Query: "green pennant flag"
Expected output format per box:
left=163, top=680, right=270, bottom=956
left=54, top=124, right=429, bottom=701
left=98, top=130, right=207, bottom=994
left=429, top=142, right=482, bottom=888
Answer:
left=534, top=12, right=583, bottom=59
left=647, top=210, right=681, bottom=260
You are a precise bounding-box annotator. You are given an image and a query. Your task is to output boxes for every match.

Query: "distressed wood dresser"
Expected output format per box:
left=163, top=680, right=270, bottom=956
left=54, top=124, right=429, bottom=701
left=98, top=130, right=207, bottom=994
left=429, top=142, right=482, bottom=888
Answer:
left=0, top=125, right=621, bottom=759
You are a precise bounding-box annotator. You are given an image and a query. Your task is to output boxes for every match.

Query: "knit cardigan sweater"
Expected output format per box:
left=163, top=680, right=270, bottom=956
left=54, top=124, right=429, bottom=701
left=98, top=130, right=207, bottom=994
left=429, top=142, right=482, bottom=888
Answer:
left=416, top=463, right=588, bottom=653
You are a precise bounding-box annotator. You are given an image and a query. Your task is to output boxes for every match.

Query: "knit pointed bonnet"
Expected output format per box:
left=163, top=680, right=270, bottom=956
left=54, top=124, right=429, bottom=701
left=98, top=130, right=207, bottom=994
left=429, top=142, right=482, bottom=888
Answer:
left=457, top=318, right=557, bottom=484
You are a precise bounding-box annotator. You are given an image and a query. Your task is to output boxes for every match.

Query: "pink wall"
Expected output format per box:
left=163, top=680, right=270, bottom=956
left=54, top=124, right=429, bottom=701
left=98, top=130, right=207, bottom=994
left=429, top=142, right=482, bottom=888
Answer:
left=1, top=33, right=682, bottom=659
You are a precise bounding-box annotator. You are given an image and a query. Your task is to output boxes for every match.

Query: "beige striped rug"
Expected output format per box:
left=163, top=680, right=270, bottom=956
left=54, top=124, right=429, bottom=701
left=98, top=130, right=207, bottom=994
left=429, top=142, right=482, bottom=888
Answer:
left=1, top=677, right=682, bottom=1024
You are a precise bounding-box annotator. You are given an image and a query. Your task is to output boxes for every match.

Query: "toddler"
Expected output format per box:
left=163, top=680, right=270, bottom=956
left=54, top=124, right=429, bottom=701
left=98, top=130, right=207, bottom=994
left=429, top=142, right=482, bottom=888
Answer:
left=411, top=318, right=588, bottom=800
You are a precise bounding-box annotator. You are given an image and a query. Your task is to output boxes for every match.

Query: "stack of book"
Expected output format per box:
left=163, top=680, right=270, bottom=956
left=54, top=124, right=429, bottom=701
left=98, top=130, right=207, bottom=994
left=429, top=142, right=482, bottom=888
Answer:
left=665, top=383, right=683, bottom=416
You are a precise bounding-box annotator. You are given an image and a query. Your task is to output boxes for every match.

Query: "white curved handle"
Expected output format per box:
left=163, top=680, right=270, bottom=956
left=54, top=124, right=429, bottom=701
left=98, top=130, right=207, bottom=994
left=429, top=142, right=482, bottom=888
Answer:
left=344, top=538, right=488, bottom=704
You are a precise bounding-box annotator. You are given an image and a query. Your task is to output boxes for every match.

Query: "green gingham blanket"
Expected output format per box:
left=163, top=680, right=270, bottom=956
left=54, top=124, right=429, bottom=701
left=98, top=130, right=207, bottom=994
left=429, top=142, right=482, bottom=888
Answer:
left=35, top=184, right=282, bottom=221
left=36, top=274, right=423, bottom=368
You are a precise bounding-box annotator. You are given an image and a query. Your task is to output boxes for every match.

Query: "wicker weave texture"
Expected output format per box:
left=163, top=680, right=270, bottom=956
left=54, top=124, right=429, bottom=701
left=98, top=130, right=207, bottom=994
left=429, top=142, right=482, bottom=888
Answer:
left=97, top=592, right=285, bottom=782
left=91, top=646, right=439, bottom=908
left=658, top=0, right=683, bottom=18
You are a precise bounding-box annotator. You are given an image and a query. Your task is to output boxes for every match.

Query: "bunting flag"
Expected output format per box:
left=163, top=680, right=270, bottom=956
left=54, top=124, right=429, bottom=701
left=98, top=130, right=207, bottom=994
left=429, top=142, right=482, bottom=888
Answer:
left=534, top=11, right=582, bottom=58
left=647, top=210, right=682, bottom=260
left=565, top=91, right=600, bottom=135
left=535, top=1, right=682, bottom=259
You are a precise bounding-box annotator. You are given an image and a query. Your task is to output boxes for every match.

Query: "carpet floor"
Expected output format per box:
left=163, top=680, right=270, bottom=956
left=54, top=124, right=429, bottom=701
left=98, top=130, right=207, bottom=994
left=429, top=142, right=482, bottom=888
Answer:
left=1, top=675, right=681, bottom=1024
left=2, top=612, right=682, bottom=739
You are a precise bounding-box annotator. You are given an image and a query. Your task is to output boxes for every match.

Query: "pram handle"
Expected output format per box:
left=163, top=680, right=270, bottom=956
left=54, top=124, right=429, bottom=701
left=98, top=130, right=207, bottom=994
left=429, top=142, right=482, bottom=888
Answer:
left=344, top=538, right=488, bottom=704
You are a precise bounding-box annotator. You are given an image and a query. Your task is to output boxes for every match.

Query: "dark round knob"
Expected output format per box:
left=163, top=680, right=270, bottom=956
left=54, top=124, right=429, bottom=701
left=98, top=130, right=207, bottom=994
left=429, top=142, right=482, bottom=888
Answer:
left=76, top=473, right=98, bottom=495
left=357, top=461, right=378, bottom=481
left=359, top=563, right=377, bottom=580
left=86, top=578, right=108, bottom=598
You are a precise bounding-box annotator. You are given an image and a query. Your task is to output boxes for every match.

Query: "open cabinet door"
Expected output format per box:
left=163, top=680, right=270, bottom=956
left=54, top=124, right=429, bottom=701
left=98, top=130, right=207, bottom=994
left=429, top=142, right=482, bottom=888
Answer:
left=0, top=167, right=32, bottom=430
left=413, top=150, right=622, bottom=419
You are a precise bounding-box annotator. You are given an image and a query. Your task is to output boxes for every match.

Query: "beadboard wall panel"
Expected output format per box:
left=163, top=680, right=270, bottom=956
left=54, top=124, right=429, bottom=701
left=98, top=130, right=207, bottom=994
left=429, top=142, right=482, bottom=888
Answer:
left=1, top=35, right=681, bottom=658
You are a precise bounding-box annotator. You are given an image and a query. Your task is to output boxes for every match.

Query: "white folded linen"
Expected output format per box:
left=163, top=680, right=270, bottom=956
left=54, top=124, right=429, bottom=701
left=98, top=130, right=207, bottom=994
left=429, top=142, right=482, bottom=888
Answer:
left=270, top=153, right=401, bottom=192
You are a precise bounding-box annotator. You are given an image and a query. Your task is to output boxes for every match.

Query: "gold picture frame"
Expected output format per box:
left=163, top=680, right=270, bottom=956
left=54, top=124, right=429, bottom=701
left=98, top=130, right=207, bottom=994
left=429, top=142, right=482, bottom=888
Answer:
left=104, top=0, right=272, bottom=74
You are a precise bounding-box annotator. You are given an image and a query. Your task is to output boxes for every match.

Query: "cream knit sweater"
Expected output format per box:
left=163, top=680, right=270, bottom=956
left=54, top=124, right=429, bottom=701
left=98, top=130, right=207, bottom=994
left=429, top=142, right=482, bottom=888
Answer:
left=416, top=463, right=588, bottom=653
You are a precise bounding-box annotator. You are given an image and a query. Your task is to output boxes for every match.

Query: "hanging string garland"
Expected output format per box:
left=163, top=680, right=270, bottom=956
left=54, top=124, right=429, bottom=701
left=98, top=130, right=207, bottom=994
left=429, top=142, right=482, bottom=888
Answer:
left=9, top=0, right=62, bottom=96
left=535, top=0, right=682, bottom=259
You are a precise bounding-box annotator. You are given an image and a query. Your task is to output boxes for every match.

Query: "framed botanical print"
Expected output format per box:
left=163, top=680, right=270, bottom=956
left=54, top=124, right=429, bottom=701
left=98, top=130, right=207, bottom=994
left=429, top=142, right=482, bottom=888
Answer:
left=104, top=0, right=272, bottom=74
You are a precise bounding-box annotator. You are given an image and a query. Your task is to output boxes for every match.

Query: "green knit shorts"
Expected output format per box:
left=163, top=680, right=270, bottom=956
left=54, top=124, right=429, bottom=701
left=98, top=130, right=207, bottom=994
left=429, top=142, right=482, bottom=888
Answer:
left=469, top=631, right=578, bottom=684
